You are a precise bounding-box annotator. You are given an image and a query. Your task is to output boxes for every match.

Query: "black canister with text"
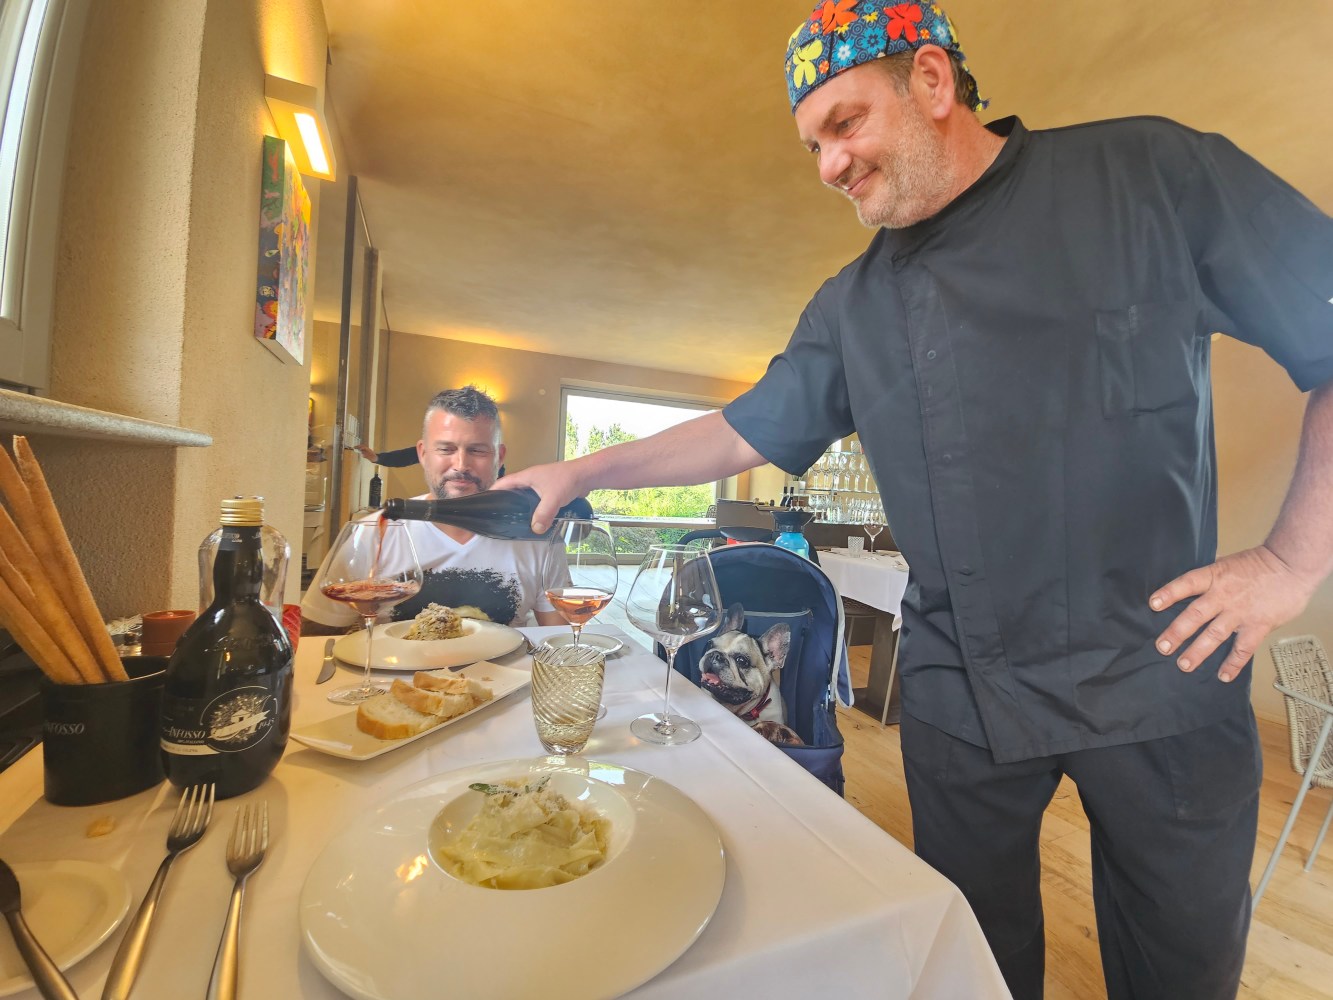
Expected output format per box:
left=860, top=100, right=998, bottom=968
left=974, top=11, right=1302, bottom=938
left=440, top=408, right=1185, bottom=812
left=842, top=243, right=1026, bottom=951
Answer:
left=160, top=497, right=293, bottom=799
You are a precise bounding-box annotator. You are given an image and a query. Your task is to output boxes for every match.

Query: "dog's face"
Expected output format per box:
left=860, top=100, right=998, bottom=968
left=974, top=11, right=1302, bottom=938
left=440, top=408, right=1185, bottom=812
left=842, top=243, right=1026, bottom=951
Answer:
left=699, top=604, right=790, bottom=708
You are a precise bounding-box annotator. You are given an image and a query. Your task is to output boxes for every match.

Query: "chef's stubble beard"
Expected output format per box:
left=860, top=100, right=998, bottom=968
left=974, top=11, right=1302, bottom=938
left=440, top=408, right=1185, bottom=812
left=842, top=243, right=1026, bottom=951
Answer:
left=843, top=103, right=952, bottom=230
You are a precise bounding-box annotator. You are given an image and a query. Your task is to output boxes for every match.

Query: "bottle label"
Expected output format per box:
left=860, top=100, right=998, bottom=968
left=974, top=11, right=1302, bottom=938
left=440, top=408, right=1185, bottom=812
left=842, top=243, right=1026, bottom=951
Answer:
left=161, top=683, right=279, bottom=756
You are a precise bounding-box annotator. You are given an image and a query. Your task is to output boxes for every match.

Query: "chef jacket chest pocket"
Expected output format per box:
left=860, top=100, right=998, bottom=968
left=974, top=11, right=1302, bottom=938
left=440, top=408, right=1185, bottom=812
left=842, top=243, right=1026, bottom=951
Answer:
left=1095, top=301, right=1202, bottom=417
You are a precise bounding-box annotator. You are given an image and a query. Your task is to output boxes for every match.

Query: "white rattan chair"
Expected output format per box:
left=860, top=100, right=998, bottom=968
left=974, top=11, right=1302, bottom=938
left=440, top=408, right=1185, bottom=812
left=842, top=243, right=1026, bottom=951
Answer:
left=1252, top=635, right=1333, bottom=911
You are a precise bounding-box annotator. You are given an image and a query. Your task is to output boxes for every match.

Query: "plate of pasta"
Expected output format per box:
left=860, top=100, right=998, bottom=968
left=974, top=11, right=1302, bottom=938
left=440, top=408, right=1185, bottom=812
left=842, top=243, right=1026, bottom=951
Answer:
left=331, top=615, right=525, bottom=670
left=299, top=758, right=725, bottom=1000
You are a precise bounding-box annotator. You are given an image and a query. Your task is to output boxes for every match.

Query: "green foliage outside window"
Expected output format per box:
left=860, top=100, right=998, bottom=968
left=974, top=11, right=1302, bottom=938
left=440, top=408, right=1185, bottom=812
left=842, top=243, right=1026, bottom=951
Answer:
left=564, top=419, right=715, bottom=520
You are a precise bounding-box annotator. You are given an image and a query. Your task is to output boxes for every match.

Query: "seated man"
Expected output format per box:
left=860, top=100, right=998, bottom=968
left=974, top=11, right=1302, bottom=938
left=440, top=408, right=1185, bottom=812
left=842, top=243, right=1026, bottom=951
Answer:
left=303, top=386, right=567, bottom=632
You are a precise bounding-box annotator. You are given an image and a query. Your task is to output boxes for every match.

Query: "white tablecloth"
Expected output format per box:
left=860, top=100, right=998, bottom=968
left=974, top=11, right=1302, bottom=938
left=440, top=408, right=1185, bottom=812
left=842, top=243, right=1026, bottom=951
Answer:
left=0, top=627, right=1008, bottom=1000
left=819, top=550, right=910, bottom=615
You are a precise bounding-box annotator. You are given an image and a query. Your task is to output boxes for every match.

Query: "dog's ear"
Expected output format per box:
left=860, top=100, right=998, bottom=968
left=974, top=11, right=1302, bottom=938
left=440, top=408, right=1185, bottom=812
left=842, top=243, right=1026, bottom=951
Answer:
left=759, top=623, right=791, bottom=672
left=722, top=603, right=746, bottom=634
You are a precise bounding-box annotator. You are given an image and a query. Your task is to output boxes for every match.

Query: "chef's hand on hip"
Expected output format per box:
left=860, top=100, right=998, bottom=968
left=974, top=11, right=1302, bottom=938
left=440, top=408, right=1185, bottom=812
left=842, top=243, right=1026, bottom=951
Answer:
left=1149, top=545, right=1318, bottom=682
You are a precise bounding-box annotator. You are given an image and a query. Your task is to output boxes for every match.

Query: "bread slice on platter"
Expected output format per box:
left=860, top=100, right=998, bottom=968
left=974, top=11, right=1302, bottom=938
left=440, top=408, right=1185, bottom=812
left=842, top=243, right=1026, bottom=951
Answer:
left=413, top=669, right=494, bottom=703
left=355, top=672, right=495, bottom=740
left=390, top=677, right=474, bottom=720
left=354, top=694, right=439, bottom=741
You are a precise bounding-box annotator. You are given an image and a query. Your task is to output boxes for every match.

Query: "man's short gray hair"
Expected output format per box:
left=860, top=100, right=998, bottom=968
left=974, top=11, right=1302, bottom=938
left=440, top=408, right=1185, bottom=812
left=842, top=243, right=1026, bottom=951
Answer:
left=422, top=385, right=501, bottom=440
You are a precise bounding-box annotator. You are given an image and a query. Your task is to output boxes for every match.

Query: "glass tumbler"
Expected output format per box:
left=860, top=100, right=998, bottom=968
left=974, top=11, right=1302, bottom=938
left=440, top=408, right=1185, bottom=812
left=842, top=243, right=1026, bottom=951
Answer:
left=530, top=640, right=605, bottom=755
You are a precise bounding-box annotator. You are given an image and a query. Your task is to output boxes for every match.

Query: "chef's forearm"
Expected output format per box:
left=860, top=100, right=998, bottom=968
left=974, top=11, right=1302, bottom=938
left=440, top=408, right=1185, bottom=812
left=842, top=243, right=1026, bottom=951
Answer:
left=573, top=411, right=765, bottom=492
left=1264, top=379, right=1333, bottom=585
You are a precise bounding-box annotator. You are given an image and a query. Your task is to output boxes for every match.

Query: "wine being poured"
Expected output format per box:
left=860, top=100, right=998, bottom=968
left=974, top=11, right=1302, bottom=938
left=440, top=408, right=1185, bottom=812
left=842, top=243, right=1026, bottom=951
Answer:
left=545, top=587, right=614, bottom=625
left=315, top=519, right=423, bottom=705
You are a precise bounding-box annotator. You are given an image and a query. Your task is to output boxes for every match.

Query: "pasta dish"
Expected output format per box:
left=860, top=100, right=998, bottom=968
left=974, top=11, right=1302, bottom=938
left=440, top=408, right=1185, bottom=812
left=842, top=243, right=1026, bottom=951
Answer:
left=432, top=777, right=610, bottom=889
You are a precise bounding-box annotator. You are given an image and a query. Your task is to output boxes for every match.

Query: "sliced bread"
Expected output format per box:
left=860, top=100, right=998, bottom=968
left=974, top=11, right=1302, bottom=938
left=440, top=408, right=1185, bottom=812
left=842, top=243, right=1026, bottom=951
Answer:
left=355, top=692, right=439, bottom=740
left=390, top=677, right=476, bottom=720
left=414, top=670, right=494, bottom=703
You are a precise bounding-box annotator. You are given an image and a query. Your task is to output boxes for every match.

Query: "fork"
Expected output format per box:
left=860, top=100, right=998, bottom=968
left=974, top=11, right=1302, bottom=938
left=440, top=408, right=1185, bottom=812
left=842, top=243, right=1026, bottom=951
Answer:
left=102, top=783, right=214, bottom=1000
left=205, top=802, right=269, bottom=1000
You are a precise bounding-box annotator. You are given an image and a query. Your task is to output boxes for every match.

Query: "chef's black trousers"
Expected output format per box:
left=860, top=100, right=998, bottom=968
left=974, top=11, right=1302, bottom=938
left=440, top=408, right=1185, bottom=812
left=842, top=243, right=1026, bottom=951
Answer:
left=900, top=709, right=1261, bottom=1000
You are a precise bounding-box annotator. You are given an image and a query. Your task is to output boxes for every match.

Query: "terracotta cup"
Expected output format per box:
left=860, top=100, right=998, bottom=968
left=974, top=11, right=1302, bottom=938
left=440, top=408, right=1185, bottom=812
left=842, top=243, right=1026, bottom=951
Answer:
left=140, top=609, right=197, bottom=657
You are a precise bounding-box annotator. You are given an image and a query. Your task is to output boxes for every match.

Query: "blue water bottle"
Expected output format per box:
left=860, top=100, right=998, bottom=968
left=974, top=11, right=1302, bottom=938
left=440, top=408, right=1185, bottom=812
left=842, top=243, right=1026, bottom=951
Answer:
left=771, top=508, right=812, bottom=560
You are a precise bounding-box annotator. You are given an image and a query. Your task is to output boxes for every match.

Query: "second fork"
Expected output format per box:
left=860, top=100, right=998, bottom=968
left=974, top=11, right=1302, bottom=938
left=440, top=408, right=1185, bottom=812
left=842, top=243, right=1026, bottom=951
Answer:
left=205, top=802, right=269, bottom=1000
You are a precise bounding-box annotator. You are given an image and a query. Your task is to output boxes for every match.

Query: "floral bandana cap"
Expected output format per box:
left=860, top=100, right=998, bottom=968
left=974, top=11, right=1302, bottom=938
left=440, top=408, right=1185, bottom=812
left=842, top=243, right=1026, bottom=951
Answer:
left=785, top=1, right=987, bottom=113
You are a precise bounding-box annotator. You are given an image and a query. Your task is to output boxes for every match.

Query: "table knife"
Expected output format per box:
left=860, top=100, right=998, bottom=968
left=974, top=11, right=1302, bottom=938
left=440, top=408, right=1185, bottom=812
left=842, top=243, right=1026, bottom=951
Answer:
left=317, top=638, right=337, bottom=684
left=0, top=858, right=78, bottom=1000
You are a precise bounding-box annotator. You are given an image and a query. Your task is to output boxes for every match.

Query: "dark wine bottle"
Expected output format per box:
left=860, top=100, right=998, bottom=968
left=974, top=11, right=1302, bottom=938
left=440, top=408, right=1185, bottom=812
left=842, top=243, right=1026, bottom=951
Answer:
left=381, top=488, right=593, bottom=540
left=160, top=497, right=293, bottom=799
left=367, top=466, right=383, bottom=508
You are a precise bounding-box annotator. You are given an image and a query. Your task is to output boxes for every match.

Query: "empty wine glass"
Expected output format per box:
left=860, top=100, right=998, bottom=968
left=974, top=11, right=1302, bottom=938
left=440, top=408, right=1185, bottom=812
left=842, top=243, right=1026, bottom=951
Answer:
left=864, top=510, right=884, bottom=554
left=544, top=519, right=617, bottom=647
left=316, top=518, right=423, bottom=705
left=624, top=545, right=722, bottom=746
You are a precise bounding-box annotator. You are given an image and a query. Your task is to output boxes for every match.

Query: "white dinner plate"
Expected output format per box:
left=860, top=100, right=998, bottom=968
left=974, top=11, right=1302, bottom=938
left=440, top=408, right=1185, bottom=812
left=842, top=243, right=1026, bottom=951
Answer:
left=539, top=631, right=625, bottom=657
left=300, top=758, right=726, bottom=1000
left=332, top=618, right=525, bottom=670
left=0, top=861, right=131, bottom=997
left=289, top=660, right=531, bottom=761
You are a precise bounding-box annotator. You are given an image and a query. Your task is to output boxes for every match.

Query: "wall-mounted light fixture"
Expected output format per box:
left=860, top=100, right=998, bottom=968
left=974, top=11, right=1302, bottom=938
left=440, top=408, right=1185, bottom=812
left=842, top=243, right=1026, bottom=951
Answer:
left=264, top=74, right=336, bottom=181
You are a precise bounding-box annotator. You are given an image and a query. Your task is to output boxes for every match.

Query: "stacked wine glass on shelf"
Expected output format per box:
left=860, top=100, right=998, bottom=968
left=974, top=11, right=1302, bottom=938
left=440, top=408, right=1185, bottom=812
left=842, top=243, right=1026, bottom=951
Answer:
left=798, top=441, right=883, bottom=524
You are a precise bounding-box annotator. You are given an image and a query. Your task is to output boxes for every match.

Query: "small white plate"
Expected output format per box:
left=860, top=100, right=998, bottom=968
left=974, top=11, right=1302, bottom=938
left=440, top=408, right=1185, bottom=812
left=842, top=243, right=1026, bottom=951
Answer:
left=289, top=660, right=531, bottom=761
left=333, top=618, right=525, bottom=671
left=0, top=861, right=131, bottom=997
left=300, top=758, right=725, bottom=1000
left=540, top=632, right=625, bottom=657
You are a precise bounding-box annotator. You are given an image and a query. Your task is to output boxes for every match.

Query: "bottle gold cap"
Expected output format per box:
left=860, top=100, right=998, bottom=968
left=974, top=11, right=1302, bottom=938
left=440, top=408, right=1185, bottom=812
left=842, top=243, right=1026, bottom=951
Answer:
left=219, top=496, right=265, bottom=526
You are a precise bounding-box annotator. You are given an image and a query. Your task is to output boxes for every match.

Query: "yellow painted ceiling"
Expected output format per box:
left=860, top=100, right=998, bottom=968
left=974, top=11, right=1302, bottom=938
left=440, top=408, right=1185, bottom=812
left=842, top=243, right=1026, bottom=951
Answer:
left=320, top=0, right=1333, bottom=384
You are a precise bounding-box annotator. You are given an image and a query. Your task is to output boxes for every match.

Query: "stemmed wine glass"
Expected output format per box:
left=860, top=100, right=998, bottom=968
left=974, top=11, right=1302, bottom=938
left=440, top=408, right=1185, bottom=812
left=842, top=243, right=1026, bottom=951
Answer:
left=544, top=519, right=618, bottom=647
left=316, top=518, right=423, bottom=705
left=624, top=545, right=722, bottom=746
left=545, top=519, right=619, bottom=721
left=864, top=509, right=884, bottom=554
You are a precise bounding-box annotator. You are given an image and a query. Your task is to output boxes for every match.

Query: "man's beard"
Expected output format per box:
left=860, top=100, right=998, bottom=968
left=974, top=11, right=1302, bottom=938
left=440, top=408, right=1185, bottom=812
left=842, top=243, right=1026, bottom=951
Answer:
left=430, top=471, right=486, bottom=500
left=838, top=102, right=952, bottom=230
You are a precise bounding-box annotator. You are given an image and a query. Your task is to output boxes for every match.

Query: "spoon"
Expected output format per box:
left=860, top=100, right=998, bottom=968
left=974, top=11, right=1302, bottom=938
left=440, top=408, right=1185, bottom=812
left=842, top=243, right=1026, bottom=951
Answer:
left=0, top=857, right=79, bottom=1000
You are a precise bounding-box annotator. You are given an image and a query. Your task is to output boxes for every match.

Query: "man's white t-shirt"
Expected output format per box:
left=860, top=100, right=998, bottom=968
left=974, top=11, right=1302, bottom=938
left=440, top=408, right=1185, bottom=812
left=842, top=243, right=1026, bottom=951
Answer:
left=301, top=505, right=569, bottom=628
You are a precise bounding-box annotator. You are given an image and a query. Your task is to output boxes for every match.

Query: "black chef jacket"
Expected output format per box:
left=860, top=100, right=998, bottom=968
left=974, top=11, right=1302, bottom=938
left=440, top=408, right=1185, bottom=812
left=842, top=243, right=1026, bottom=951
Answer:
left=725, top=116, right=1333, bottom=763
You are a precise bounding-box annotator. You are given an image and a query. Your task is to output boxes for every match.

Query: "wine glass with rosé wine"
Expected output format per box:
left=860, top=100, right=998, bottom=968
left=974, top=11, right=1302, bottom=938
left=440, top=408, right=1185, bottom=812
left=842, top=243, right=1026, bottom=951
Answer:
left=544, top=519, right=618, bottom=648
left=316, top=518, right=423, bottom=705
left=545, top=519, right=618, bottom=719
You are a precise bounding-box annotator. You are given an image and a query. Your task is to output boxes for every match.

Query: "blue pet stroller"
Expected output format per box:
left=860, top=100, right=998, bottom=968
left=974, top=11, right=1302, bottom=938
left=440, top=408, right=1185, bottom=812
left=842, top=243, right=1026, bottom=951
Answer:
left=670, top=543, right=852, bottom=795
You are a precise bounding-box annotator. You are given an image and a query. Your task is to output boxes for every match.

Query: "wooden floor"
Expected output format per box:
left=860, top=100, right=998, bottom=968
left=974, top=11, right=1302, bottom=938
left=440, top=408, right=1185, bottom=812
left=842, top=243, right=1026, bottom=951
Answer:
left=840, top=647, right=1333, bottom=1000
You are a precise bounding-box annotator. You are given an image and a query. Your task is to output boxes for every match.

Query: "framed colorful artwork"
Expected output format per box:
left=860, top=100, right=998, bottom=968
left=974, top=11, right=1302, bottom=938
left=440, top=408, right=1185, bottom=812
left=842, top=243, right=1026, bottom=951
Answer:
left=255, top=135, right=310, bottom=364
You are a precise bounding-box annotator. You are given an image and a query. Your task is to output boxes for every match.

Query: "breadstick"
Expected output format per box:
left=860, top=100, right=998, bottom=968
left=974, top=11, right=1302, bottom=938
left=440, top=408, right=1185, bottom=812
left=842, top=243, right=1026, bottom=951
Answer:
left=8, top=438, right=127, bottom=682
left=0, top=510, right=103, bottom=682
left=0, top=571, right=82, bottom=684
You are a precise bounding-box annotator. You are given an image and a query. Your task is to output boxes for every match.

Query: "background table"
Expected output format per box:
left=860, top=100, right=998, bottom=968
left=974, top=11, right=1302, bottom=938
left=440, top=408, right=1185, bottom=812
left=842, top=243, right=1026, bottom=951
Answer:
left=817, top=550, right=909, bottom=725
left=0, top=626, right=1007, bottom=1000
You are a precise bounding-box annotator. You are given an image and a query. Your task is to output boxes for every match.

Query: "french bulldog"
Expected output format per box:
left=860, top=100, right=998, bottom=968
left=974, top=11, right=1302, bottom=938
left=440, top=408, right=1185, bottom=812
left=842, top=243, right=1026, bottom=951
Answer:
left=699, top=604, right=804, bottom=746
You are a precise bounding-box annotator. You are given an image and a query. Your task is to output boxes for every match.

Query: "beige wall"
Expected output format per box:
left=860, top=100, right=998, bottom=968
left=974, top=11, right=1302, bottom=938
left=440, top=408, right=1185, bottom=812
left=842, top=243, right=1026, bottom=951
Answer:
left=1213, top=339, right=1330, bottom=724
left=30, top=0, right=327, bottom=617
left=376, top=332, right=767, bottom=503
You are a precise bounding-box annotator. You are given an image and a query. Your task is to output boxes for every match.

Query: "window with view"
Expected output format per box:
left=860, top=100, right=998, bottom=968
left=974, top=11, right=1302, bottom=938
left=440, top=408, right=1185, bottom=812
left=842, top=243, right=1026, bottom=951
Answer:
left=0, top=0, right=88, bottom=389
left=560, top=389, right=719, bottom=522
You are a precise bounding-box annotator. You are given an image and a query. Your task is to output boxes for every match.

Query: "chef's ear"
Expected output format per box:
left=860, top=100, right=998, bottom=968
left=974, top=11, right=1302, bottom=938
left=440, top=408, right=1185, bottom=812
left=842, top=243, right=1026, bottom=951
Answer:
left=911, top=45, right=956, bottom=121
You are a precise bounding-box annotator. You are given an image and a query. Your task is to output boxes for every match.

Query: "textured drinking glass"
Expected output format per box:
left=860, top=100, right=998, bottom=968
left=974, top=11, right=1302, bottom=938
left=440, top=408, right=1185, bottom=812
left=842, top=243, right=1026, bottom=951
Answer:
left=530, top=641, right=605, bottom=755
